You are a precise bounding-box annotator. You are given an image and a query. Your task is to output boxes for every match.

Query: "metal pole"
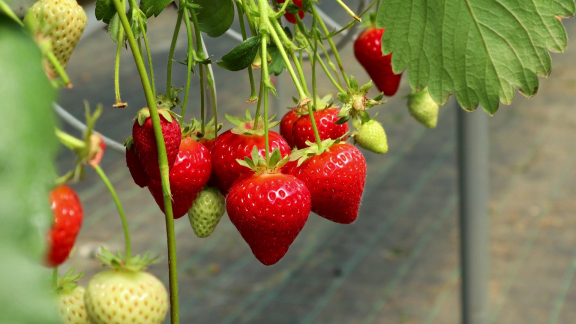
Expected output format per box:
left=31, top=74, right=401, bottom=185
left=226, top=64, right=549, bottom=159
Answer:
left=457, top=103, right=490, bottom=324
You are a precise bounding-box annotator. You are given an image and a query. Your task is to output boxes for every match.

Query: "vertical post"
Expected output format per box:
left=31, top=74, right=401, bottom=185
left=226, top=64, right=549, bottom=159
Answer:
left=457, top=103, right=489, bottom=324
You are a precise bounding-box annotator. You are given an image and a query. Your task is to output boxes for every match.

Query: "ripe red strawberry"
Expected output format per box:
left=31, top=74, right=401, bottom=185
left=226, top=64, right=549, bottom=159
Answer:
left=47, top=185, right=83, bottom=267
left=211, top=113, right=290, bottom=193
left=132, top=108, right=181, bottom=182
left=187, top=117, right=223, bottom=190
left=286, top=140, right=366, bottom=224
left=226, top=149, right=311, bottom=265
left=354, top=26, right=402, bottom=96
left=278, top=0, right=304, bottom=24
left=148, top=137, right=212, bottom=218
left=124, top=136, right=150, bottom=188
left=280, top=108, right=304, bottom=148
left=292, top=107, right=348, bottom=149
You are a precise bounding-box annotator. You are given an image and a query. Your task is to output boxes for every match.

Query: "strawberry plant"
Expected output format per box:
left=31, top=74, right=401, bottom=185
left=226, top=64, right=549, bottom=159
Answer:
left=0, top=0, right=574, bottom=322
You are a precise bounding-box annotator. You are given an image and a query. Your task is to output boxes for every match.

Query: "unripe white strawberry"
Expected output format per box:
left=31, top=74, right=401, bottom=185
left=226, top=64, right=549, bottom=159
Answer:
left=407, top=87, right=439, bottom=128
left=188, top=187, right=226, bottom=238
left=352, top=119, right=388, bottom=154
left=84, top=249, right=168, bottom=324
left=25, top=0, right=87, bottom=72
left=55, top=269, right=90, bottom=324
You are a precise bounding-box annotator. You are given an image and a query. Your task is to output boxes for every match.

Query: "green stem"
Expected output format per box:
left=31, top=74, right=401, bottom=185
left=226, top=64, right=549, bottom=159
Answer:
left=253, top=77, right=265, bottom=127
left=93, top=165, right=131, bottom=260
left=317, top=39, right=343, bottom=88
left=0, top=0, right=23, bottom=26
left=55, top=129, right=85, bottom=151
left=262, top=7, right=307, bottom=103
left=236, top=1, right=257, bottom=102
left=181, top=5, right=196, bottom=126
left=270, top=18, right=309, bottom=96
left=110, top=0, right=179, bottom=322
left=312, top=5, right=350, bottom=86
left=166, top=9, right=184, bottom=94
left=328, top=0, right=377, bottom=37
left=52, top=267, right=58, bottom=289
left=141, top=27, right=156, bottom=96
left=46, top=51, right=71, bottom=88
left=199, top=64, right=206, bottom=134
left=261, top=34, right=270, bottom=160
left=189, top=6, right=207, bottom=133
left=114, top=26, right=124, bottom=105
left=308, top=18, right=323, bottom=150
left=205, top=67, right=218, bottom=136
left=240, top=0, right=257, bottom=35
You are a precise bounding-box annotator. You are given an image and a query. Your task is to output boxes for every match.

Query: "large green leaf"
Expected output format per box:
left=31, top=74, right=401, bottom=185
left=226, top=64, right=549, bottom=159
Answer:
left=0, top=15, right=59, bottom=324
left=192, top=0, right=234, bottom=37
left=141, top=0, right=172, bottom=18
left=377, top=0, right=575, bottom=114
left=217, top=35, right=261, bottom=71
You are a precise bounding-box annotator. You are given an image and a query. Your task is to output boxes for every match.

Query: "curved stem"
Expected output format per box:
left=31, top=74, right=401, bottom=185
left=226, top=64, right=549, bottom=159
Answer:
left=311, top=5, right=349, bottom=86
left=205, top=68, right=218, bottom=136
left=110, top=0, right=179, bottom=322
left=236, top=1, right=257, bottom=102
left=93, top=165, right=131, bottom=260
left=181, top=6, right=196, bottom=126
left=166, top=9, right=184, bottom=94
left=141, top=27, right=156, bottom=96
left=114, top=27, right=124, bottom=105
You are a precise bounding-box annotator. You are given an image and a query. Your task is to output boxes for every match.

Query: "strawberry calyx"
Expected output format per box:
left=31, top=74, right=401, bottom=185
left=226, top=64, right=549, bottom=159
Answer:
left=181, top=117, right=224, bottom=141
left=289, top=135, right=347, bottom=166
left=96, top=247, right=160, bottom=273
left=134, top=108, right=180, bottom=126
left=156, top=86, right=184, bottom=110
left=236, top=146, right=289, bottom=175
left=336, top=76, right=385, bottom=124
left=291, top=94, right=334, bottom=116
left=55, top=268, right=85, bottom=294
left=225, top=109, right=280, bottom=136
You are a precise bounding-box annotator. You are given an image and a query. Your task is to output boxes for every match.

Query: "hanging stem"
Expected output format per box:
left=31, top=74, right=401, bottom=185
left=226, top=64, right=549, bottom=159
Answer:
left=236, top=1, right=257, bottom=102
left=270, top=18, right=309, bottom=96
left=45, top=52, right=71, bottom=88
left=334, top=0, right=361, bottom=22
left=166, top=9, right=184, bottom=93
left=52, top=267, right=58, bottom=289
left=205, top=68, right=218, bottom=136
left=113, top=26, right=125, bottom=107
left=189, top=6, right=207, bottom=134
left=110, top=0, right=179, bottom=322
left=311, top=5, right=349, bottom=87
left=181, top=5, right=197, bottom=126
left=94, top=165, right=132, bottom=260
left=141, top=27, right=156, bottom=96
left=261, top=35, right=270, bottom=160
left=240, top=0, right=257, bottom=35
left=199, top=64, right=206, bottom=134
left=253, top=77, right=265, bottom=127
left=308, top=17, right=323, bottom=150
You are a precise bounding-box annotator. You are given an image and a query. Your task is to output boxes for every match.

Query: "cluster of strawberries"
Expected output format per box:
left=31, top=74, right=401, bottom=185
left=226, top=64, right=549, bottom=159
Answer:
left=126, top=105, right=367, bottom=266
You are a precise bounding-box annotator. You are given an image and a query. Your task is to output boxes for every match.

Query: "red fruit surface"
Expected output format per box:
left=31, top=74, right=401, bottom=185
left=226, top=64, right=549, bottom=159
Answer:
left=285, top=143, right=366, bottom=224
left=211, top=130, right=291, bottom=193
left=278, top=0, right=304, bottom=24
left=226, top=173, right=311, bottom=265
left=125, top=145, right=150, bottom=188
left=354, top=27, right=402, bottom=96
left=148, top=137, right=212, bottom=218
left=199, top=137, right=222, bottom=190
left=132, top=108, right=181, bottom=182
left=47, top=186, right=83, bottom=267
left=280, top=109, right=301, bottom=149
left=292, top=107, right=348, bottom=149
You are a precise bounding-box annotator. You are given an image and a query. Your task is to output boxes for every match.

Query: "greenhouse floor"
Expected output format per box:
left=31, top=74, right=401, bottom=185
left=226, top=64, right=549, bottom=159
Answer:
left=56, top=5, right=576, bottom=324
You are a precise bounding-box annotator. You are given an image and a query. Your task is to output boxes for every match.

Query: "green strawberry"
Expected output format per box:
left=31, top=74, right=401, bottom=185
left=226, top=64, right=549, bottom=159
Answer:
left=407, top=87, right=439, bottom=128
left=188, top=187, right=226, bottom=238
left=25, top=0, right=87, bottom=73
left=55, top=269, right=90, bottom=324
left=352, top=119, right=388, bottom=154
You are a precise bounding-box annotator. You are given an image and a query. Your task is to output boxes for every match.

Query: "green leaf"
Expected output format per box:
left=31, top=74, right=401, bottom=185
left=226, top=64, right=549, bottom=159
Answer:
left=192, top=0, right=234, bottom=37
left=268, top=45, right=286, bottom=76
left=141, top=0, right=173, bottom=18
left=217, top=36, right=261, bottom=71
left=108, top=13, right=123, bottom=43
left=0, top=16, right=59, bottom=324
left=377, top=0, right=575, bottom=114
left=95, top=0, right=116, bottom=24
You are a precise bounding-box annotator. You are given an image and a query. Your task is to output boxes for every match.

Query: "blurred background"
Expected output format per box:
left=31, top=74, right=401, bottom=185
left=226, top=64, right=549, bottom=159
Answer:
left=53, top=1, right=576, bottom=323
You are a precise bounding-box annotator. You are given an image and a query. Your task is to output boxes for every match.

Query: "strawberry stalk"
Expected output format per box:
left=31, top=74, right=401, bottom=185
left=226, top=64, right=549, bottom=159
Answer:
left=93, top=165, right=132, bottom=261
left=180, top=4, right=196, bottom=127
left=0, top=0, right=23, bottom=26
left=311, top=5, right=349, bottom=87
left=309, top=17, right=323, bottom=150
left=236, top=1, right=258, bottom=102
left=113, top=24, right=127, bottom=108
left=252, top=77, right=265, bottom=127
left=166, top=9, right=184, bottom=95
left=189, top=6, right=207, bottom=134
left=110, top=0, right=179, bottom=322
left=141, top=27, right=157, bottom=97
left=261, top=35, right=271, bottom=160
left=334, top=0, right=361, bottom=22
left=45, top=51, right=72, bottom=88
left=205, top=67, right=219, bottom=137
left=240, top=0, right=257, bottom=34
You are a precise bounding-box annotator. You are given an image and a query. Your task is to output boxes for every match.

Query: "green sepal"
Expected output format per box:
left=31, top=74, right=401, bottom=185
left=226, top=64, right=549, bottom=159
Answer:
left=96, top=247, right=160, bottom=273
left=134, top=107, right=179, bottom=126
left=289, top=136, right=346, bottom=167
left=156, top=86, right=184, bottom=110
left=349, top=76, right=359, bottom=91
left=236, top=146, right=290, bottom=174
left=225, top=109, right=279, bottom=136
left=124, top=135, right=134, bottom=150
left=55, top=268, right=85, bottom=294
left=182, top=117, right=224, bottom=140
